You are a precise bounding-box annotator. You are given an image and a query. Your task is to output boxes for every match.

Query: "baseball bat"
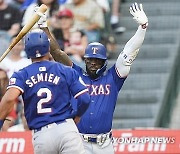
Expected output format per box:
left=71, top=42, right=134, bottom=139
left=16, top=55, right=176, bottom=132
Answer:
left=0, top=4, right=48, bottom=62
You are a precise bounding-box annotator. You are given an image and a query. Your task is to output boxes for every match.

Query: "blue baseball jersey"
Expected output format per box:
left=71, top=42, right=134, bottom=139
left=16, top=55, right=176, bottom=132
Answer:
left=72, top=63, right=126, bottom=134
left=8, top=61, right=88, bottom=130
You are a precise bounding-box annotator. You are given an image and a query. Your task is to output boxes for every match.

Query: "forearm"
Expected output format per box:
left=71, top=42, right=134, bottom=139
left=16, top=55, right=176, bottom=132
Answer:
left=0, top=100, right=14, bottom=130
left=42, top=27, right=72, bottom=66
left=8, top=23, right=20, bottom=36
left=52, top=49, right=73, bottom=66
left=116, top=26, right=147, bottom=77
left=0, top=88, right=21, bottom=130
left=123, top=26, right=146, bottom=54
left=0, top=99, right=15, bottom=121
left=86, top=23, right=101, bottom=31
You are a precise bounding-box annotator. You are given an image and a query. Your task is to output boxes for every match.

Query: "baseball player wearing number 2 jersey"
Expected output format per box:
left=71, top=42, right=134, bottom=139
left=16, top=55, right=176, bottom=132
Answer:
left=0, top=29, right=90, bottom=154
left=42, top=2, right=148, bottom=154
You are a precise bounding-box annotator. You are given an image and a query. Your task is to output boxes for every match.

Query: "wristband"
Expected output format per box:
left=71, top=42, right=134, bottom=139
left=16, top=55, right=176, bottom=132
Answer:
left=141, top=22, right=148, bottom=29
left=0, top=120, right=4, bottom=130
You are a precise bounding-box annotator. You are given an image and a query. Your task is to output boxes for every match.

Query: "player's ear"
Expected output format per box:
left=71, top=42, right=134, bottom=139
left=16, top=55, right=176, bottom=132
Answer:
left=84, top=58, right=89, bottom=65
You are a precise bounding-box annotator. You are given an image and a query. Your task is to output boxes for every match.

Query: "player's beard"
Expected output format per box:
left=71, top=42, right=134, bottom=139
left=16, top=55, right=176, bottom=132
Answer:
left=85, top=58, right=105, bottom=79
left=86, top=66, right=99, bottom=79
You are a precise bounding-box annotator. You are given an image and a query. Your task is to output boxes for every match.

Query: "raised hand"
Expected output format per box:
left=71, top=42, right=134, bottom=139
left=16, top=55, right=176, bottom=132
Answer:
left=129, top=2, right=148, bottom=28
left=34, top=6, right=48, bottom=28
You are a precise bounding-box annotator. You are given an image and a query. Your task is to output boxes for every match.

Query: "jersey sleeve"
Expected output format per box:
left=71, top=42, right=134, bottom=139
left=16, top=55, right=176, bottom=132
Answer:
left=7, top=70, right=25, bottom=93
left=109, top=65, right=127, bottom=91
left=72, top=63, right=83, bottom=74
left=65, top=67, right=88, bottom=98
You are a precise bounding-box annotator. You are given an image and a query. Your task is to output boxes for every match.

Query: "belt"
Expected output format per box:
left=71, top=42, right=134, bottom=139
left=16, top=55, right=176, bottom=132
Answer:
left=81, top=132, right=112, bottom=145
left=33, top=120, right=65, bottom=133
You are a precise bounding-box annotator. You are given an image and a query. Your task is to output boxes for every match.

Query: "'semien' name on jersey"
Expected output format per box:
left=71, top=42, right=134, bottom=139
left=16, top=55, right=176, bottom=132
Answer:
left=25, top=73, right=60, bottom=87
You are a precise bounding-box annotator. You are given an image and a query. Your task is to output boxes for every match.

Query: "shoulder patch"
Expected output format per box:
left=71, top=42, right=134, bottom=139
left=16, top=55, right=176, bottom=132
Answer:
left=9, top=78, right=16, bottom=85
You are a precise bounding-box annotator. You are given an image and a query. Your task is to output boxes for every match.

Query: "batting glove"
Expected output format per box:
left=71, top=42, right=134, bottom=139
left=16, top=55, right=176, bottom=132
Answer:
left=34, top=6, right=48, bottom=28
left=129, top=3, right=148, bottom=29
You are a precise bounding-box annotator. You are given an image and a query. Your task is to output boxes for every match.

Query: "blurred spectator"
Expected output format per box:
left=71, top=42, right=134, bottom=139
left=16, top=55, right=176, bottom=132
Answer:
left=0, top=64, right=8, bottom=101
left=21, top=0, right=35, bottom=10
left=0, top=31, right=11, bottom=56
left=8, top=0, right=26, bottom=11
left=7, top=106, right=29, bottom=132
left=59, top=0, right=71, bottom=6
left=0, top=0, right=22, bottom=36
left=8, top=0, right=36, bottom=12
left=22, top=0, right=60, bottom=28
left=104, top=35, right=117, bottom=59
left=94, top=0, right=118, bottom=59
left=110, top=0, right=126, bottom=33
left=52, top=8, right=87, bottom=67
left=95, top=0, right=110, bottom=13
left=10, top=0, right=68, bottom=10
left=65, top=28, right=87, bottom=66
left=52, top=8, right=74, bottom=49
left=0, top=0, right=22, bottom=55
left=68, top=28, right=87, bottom=53
left=0, top=64, right=18, bottom=131
left=1, top=36, right=31, bottom=78
left=65, top=0, right=105, bottom=43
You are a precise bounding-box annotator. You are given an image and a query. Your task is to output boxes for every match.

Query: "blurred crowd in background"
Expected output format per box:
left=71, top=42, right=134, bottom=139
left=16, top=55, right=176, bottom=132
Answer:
left=0, top=0, right=126, bottom=131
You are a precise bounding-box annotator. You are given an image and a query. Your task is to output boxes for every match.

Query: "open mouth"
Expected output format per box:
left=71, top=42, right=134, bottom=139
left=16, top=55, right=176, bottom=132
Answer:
left=89, top=67, right=97, bottom=72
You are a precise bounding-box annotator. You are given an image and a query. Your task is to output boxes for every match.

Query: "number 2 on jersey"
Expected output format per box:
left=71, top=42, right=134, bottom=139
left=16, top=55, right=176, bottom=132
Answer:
left=37, top=88, right=52, bottom=114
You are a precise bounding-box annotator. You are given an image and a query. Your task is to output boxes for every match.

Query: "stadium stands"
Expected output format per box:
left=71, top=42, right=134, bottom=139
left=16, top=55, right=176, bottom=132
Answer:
left=111, top=0, right=180, bottom=129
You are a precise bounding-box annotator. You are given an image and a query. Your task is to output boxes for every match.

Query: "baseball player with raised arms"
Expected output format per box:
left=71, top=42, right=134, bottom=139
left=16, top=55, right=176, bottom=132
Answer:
left=39, top=2, right=148, bottom=154
left=0, top=29, right=90, bottom=154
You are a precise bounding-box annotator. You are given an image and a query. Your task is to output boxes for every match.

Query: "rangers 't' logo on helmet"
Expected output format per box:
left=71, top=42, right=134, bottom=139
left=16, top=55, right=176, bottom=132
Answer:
left=92, top=47, right=98, bottom=54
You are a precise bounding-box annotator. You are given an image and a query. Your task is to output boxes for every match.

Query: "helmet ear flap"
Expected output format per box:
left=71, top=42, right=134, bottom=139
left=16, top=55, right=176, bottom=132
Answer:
left=96, top=60, right=108, bottom=76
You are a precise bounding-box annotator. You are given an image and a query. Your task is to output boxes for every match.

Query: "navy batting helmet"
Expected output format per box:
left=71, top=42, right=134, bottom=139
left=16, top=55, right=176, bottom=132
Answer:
left=84, top=42, right=107, bottom=60
left=25, top=30, right=50, bottom=58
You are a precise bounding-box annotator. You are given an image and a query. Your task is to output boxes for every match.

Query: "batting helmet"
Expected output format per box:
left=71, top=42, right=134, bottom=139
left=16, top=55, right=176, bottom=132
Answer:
left=25, top=30, right=50, bottom=58
left=84, top=42, right=107, bottom=60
